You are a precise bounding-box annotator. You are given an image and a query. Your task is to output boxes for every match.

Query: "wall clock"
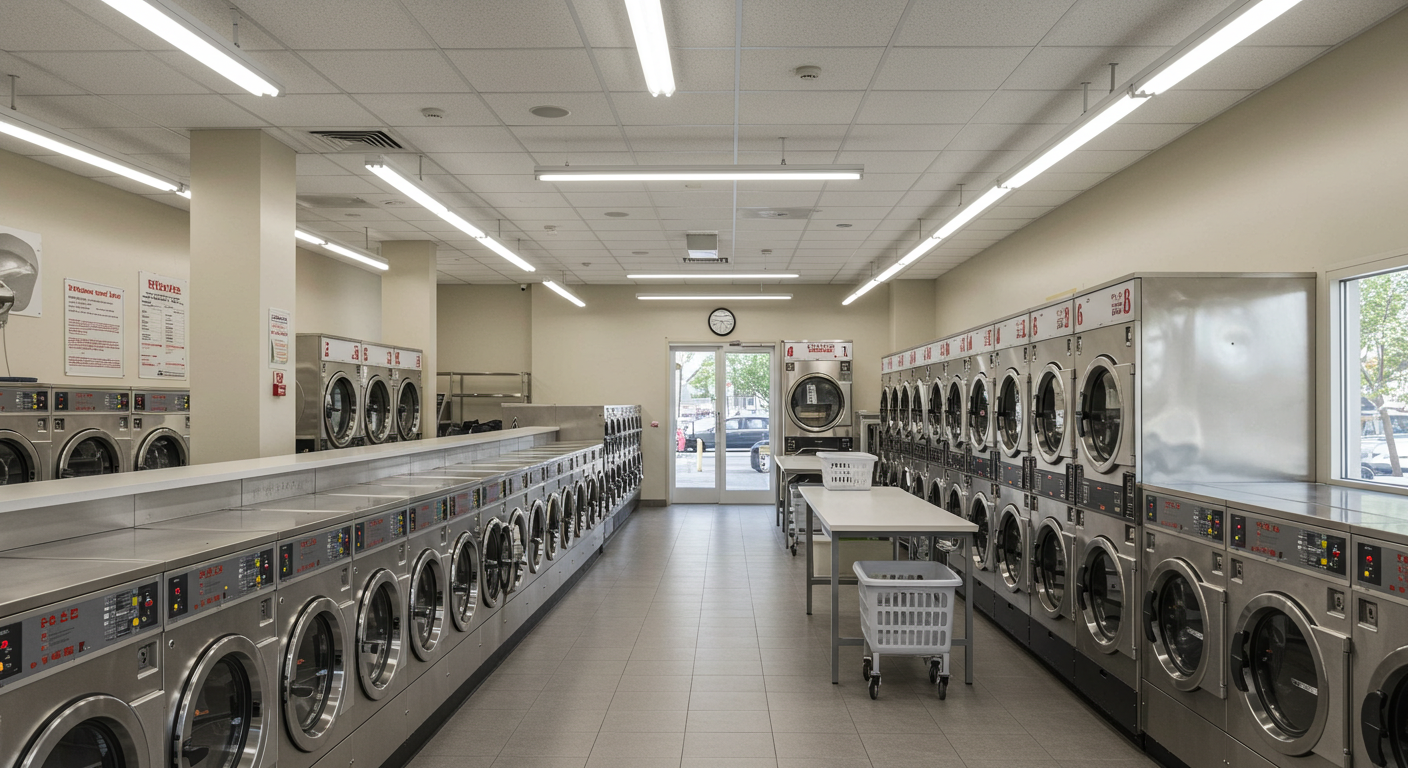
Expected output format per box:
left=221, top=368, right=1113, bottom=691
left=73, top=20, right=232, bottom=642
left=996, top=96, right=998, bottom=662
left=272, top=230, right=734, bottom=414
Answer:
left=708, top=307, right=736, bottom=337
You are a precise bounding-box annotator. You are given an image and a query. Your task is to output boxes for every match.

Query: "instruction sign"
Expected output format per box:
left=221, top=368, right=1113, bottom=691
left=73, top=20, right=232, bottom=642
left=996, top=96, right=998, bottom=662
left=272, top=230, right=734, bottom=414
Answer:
left=64, top=278, right=124, bottom=378
left=268, top=308, right=291, bottom=367
left=138, top=271, right=187, bottom=379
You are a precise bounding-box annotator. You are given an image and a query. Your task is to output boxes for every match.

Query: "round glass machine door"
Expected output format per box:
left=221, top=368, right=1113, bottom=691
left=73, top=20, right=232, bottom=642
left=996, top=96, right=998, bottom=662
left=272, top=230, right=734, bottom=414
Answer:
left=19, top=696, right=149, bottom=768
left=481, top=520, right=505, bottom=608
left=396, top=380, right=421, bottom=440
left=1078, top=360, right=1125, bottom=472
left=897, top=384, right=911, bottom=437
left=282, top=598, right=345, bottom=752
left=1247, top=609, right=1319, bottom=739
left=356, top=571, right=403, bottom=699
left=996, top=372, right=1024, bottom=457
left=544, top=496, right=562, bottom=559
left=323, top=375, right=358, bottom=448
left=137, top=431, right=187, bottom=471
left=969, top=496, right=992, bottom=569
left=1361, top=650, right=1408, bottom=768
left=927, top=381, right=944, bottom=441
left=788, top=372, right=845, bottom=433
left=996, top=508, right=1024, bottom=589
left=0, top=436, right=36, bottom=484
left=1146, top=565, right=1208, bottom=686
left=174, top=635, right=266, bottom=768
left=1032, top=522, right=1067, bottom=616
left=945, top=381, right=965, bottom=443
left=1079, top=544, right=1125, bottom=647
left=364, top=378, right=393, bottom=444
left=527, top=502, right=546, bottom=572
left=408, top=551, right=445, bottom=660
left=1032, top=367, right=1068, bottom=464
left=59, top=432, right=121, bottom=478
left=969, top=377, right=991, bottom=450
left=449, top=532, right=480, bottom=631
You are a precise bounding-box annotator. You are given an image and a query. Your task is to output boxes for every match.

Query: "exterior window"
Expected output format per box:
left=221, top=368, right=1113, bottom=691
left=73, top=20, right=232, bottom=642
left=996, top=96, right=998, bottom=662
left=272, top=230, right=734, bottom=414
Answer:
left=1342, top=267, right=1408, bottom=487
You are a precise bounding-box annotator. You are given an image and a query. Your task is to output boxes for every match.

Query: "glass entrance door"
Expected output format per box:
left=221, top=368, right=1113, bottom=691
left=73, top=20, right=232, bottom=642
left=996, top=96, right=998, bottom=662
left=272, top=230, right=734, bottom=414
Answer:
left=671, top=345, right=775, bottom=504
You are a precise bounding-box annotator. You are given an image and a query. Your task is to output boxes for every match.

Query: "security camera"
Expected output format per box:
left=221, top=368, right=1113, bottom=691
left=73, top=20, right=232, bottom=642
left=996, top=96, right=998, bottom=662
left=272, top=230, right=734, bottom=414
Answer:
left=520, top=284, right=527, bottom=292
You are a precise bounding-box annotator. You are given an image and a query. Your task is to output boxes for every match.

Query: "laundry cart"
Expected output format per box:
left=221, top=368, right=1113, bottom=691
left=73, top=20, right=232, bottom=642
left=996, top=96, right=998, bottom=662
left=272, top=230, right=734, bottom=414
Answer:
left=854, top=559, right=961, bottom=699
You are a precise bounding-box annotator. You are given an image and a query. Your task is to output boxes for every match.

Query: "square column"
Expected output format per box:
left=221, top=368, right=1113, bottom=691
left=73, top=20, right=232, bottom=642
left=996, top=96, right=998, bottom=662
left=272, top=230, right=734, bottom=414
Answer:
left=381, top=240, right=437, bottom=437
left=189, top=130, right=297, bottom=462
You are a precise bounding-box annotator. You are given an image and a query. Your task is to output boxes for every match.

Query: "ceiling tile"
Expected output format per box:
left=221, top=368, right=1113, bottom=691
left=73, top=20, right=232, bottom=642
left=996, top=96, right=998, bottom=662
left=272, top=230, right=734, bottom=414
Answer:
left=394, top=125, right=524, bottom=153
left=301, top=51, right=468, bottom=93
left=835, top=151, right=939, bottom=174
left=622, top=125, right=735, bottom=152
left=613, top=92, right=736, bottom=125
left=873, top=48, right=1030, bottom=91
left=357, top=93, right=502, bottom=126
left=594, top=48, right=736, bottom=92
left=17, top=51, right=209, bottom=95
left=945, top=122, right=1064, bottom=152
left=403, top=0, right=585, bottom=48
left=741, top=48, right=886, bottom=91
left=969, top=90, right=1082, bottom=125
left=1043, top=0, right=1229, bottom=46
left=842, top=123, right=964, bottom=151
left=480, top=92, right=617, bottom=125
left=444, top=49, right=602, bottom=92
left=228, top=0, right=434, bottom=49
left=896, top=0, right=1078, bottom=46
left=229, top=94, right=380, bottom=126
left=0, top=0, right=136, bottom=51
left=742, top=0, right=909, bottom=46
left=509, top=125, right=626, bottom=152
left=738, top=92, right=865, bottom=125
left=854, top=91, right=989, bottom=124
left=1001, top=46, right=1166, bottom=90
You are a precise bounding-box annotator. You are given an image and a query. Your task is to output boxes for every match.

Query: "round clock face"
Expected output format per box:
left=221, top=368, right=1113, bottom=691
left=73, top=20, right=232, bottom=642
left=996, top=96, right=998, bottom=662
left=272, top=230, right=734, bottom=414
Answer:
left=708, top=307, right=736, bottom=336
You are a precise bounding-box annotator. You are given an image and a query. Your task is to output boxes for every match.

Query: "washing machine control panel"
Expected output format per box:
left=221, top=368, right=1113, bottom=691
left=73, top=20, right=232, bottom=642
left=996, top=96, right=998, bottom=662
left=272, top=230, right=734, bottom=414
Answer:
left=450, top=489, right=472, bottom=517
left=279, top=525, right=352, bottom=581
left=0, top=577, right=159, bottom=688
left=1355, top=541, right=1408, bottom=596
left=1032, top=467, right=1067, bottom=501
left=473, top=478, right=505, bottom=508
left=1229, top=512, right=1346, bottom=576
left=356, top=509, right=406, bottom=553
left=0, top=389, right=48, bottom=412
left=133, top=391, right=190, bottom=413
left=408, top=496, right=449, bottom=532
left=52, top=389, right=129, bottom=412
left=1144, top=495, right=1223, bottom=542
left=167, top=548, right=274, bottom=621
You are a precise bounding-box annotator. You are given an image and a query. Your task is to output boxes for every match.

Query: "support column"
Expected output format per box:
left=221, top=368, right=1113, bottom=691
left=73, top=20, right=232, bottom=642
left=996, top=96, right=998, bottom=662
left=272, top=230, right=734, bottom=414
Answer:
left=189, top=130, right=296, bottom=462
left=381, top=241, right=437, bottom=437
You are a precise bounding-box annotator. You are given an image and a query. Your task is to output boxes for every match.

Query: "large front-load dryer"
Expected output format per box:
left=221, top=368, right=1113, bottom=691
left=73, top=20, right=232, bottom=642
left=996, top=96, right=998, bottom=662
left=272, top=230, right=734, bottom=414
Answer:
left=295, top=334, right=364, bottom=452
left=1352, top=520, right=1408, bottom=768
left=402, top=495, right=450, bottom=689
left=392, top=347, right=424, bottom=442
left=781, top=340, right=853, bottom=454
left=1029, top=488, right=1078, bottom=682
left=51, top=386, right=131, bottom=478
left=1226, top=501, right=1351, bottom=768
left=964, top=327, right=998, bottom=484
left=0, top=384, right=50, bottom=484
left=347, top=504, right=409, bottom=733
left=1073, top=492, right=1140, bottom=734
left=1028, top=299, right=1077, bottom=511
left=1072, top=289, right=1138, bottom=520
left=1139, top=488, right=1231, bottom=768
left=992, top=483, right=1031, bottom=645
left=992, top=312, right=1030, bottom=491
left=0, top=557, right=164, bottom=768
left=360, top=343, right=398, bottom=446
left=130, top=388, right=190, bottom=471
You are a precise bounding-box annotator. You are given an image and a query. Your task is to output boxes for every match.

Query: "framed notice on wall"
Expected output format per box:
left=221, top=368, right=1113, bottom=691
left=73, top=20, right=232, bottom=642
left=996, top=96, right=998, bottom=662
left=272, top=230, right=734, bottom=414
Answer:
left=64, top=278, right=124, bottom=377
left=138, top=271, right=187, bottom=379
left=269, top=308, right=290, bottom=367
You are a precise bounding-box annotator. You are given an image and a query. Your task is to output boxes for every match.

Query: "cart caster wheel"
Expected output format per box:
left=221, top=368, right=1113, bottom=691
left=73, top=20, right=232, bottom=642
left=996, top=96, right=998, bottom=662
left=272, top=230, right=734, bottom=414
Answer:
left=937, top=678, right=948, bottom=700
left=928, top=661, right=941, bottom=684
left=791, top=545, right=797, bottom=556
left=868, top=676, right=881, bottom=700
left=861, top=657, right=872, bottom=683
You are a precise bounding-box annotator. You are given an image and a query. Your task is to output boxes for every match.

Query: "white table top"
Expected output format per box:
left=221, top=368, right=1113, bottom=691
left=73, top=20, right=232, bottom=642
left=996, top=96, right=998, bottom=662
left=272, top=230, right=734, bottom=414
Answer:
left=800, top=486, right=978, bottom=535
left=774, top=454, right=824, bottom=473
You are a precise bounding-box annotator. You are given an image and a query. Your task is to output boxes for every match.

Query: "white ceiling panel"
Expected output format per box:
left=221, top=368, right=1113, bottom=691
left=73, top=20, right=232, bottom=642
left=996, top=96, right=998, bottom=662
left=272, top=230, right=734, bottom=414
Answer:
left=480, top=92, right=618, bottom=125
left=854, top=90, right=990, bottom=125
left=613, top=92, right=736, bottom=126
left=394, top=126, right=523, bottom=153
left=402, top=0, right=585, bottom=49
left=736, top=124, right=849, bottom=152
left=357, top=93, right=502, bottom=126
left=2, top=0, right=136, bottom=51
left=945, top=122, right=1066, bottom=152
left=1001, top=46, right=1167, bottom=90
left=968, top=90, right=1081, bottom=125
left=738, top=91, right=865, bottom=125
left=896, top=0, right=1078, bottom=47
left=444, top=49, right=602, bottom=93
left=508, top=125, right=626, bottom=152
left=1042, top=0, right=1229, bottom=47
left=108, top=94, right=265, bottom=129
left=594, top=48, right=737, bottom=92
left=743, top=0, right=909, bottom=46
left=300, top=51, right=468, bottom=93
left=231, top=0, right=433, bottom=50
left=740, top=48, right=886, bottom=91
left=622, top=125, right=736, bottom=152
left=229, top=94, right=379, bottom=127
left=842, top=123, right=964, bottom=152
left=68, top=126, right=190, bottom=155
left=17, top=51, right=210, bottom=95
left=873, top=48, right=1031, bottom=91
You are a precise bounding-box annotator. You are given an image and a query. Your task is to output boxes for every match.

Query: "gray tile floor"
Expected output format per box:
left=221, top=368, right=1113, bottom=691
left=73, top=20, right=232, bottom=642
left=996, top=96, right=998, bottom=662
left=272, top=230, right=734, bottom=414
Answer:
left=409, top=504, right=1159, bottom=768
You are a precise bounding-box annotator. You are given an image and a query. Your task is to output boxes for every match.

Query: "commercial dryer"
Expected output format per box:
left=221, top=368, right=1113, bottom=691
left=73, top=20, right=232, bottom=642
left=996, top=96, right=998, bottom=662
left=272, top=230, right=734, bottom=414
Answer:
left=1351, top=518, right=1408, bottom=768
left=347, top=504, right=409, bottom=733
left=964, top=326, right=999, bottom=484
left=781, top=340, right=853, bottom=454
left=991, top=312, right=1030, bottom=491
left=295, top=334, right=364, bottom=452
left=130, top=388, right=190, bottom=471
left=392, top=347, right=424, bottom=442
left=403, top=495, right=450, bottom=684
left=0, top=384, right=50, bottom=484
left=1072, top=481, right=1141, bottom=734
left=361, top=343, right=398, bottom=446
left=0, top=557, right=164, bottom=768
left=51, top=386, right=131, bottom=477
left=992, top=482, right=1031, bottom=645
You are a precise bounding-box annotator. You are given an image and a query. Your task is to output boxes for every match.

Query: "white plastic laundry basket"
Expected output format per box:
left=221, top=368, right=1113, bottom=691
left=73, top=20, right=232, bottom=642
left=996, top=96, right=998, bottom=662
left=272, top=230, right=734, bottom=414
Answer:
left=853, top=560, right=960, bottom=655
left=816, top=451, right=877, bottom=490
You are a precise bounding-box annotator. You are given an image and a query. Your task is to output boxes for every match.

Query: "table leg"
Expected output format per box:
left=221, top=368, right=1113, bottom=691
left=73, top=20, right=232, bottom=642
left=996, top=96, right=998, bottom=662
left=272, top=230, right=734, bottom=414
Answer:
left=831, top=526, right=840, bottom=684
left=964, top=532, right=974, bottom=685
left=805, top=500, right=814, bottom=615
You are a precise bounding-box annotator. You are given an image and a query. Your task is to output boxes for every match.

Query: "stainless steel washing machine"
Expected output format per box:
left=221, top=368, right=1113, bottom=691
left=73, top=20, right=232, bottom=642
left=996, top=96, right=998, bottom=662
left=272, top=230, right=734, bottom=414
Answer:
left=347, top=504, right=409, bottom=733
left=1072, top=290, right=1137, bottom=521
left=360, top=343, right=397, bottom=446
left=51, top=386, right=130, bottom=478
left=0, top=384, right=50, bottom=484
left=781, top=340, right=853, bottom=454
left=1352, top=518, right=1408, bottom=768
left=965, top=326, right=999, bottom=485
left=992, top=312, right=1030, bottom=493
left=130, top=388, right=190, bottom=471
left=392, top=347, right=424, bottom=442
left=1028, top=299, right=1077, bottom=513
left=0, top=557, right=164, bottom=768
left=401, top=495, right=450, bottom=685
left=295, top=333, right=364, bottom=452
left=1030, top=494, right=1079, bottom=682
left=1226, top=499, right=1352, bottom=768
left=1073, top=492, right=1141, bottom=734
left=992, top=482, right=1031, bottom=645
left=939, top=338, right=970, bottom=479
left=967, top=481, right=999, bottom=620
left=445, top=485, right=483, bottom=642
left=1140, top=487, right=1231, bottom=768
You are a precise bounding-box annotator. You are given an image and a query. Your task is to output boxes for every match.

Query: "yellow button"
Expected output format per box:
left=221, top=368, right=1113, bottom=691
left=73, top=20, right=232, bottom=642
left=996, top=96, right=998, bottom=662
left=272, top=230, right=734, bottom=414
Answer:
left=131, top=618, right=139, bottom=626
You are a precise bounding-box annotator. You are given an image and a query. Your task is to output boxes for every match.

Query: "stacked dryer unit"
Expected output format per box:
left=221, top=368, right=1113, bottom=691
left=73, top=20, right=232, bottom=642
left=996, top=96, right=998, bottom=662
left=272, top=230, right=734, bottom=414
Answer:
left=51, top=386, right=131, bottom=478
left=130, top=387, right=191, bottom=471
left=361, top=343, right=398, bottom=446
left=1351, top=516, right=1408, bottom=768
left=0, top=383, right=50, bottom=484
left=296, top=334, right=365, bottom=452
left=782, top=340, right=854, bottom=455
left=391, top=347, right=424, bottom=442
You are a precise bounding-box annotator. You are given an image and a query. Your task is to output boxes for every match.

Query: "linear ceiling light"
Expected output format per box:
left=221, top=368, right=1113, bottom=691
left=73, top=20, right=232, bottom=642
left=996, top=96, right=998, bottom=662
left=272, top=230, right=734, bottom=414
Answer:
left=364, top=156, right=535, bottom=273
left=100, top=0, right=282, bottom=96
left=841, top=0, right=1306, bottom=304
left=295, top=230, right=389, bottom=273
left=536, top=165, right=863, bottom=182
left=626, top=273, right=799, bottom=279
left=543, top=280, right=586, bottom=307
left=0, top=110, right=186, bottom=194
left=624, top=0, right=675, bottom=96
left=636, top=294, right=792, bottom=301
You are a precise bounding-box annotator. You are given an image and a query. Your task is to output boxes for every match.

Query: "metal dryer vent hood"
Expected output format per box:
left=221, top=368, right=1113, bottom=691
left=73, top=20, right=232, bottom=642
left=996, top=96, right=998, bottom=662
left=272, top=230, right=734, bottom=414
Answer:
left=686, top=233, right=718, bottom=259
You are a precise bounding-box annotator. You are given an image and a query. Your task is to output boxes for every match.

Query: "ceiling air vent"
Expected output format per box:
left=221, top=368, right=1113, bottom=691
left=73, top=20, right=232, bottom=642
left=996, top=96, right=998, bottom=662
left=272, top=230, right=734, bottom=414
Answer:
left=683, top=257, right=729, bottom=264
left=739, top=207, right=815, bottom=220
left=307, top=130, right=403, bottom=152
left=686, top=233, right=718, bottom=260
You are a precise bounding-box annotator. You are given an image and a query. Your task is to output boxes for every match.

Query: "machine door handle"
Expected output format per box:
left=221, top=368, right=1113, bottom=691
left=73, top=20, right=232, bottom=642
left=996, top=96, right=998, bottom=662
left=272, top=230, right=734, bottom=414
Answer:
left=1075, top=566, right=1088, bottom=611
left=1142, top=590, right=1158, bottom=644
left=1076, top=392, right=1087, bottom=437
left=181, top=741, right=211, bottom=766
left=1362, top=690, right=1389, bottom=767
left=1229, top=631, right=1249, bottom=692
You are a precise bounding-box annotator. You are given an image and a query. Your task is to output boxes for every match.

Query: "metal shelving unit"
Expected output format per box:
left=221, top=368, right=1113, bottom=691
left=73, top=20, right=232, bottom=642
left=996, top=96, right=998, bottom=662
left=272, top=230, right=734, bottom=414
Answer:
left=437, top=371, right=532, bottom=427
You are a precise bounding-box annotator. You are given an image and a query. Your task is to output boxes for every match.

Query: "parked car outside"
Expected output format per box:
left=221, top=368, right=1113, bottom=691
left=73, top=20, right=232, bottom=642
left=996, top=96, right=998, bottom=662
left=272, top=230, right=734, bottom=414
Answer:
left=750, top=439, right=770, bottom=473
left=689, top=416, right=770, bottom=451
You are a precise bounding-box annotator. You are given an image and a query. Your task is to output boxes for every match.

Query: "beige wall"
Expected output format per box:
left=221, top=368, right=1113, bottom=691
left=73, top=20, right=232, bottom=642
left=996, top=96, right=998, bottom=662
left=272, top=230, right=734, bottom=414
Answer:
left=295, top=247, right=382, bottom=341
left=527, top=284, right=891, bottom=501
left=437, top=284, right=533, bottom=427
left=889, top=280, right=936, bottom=353
left=0, top=148, right=188, bottom=385
left=932, top=8, right=1408, bottom=335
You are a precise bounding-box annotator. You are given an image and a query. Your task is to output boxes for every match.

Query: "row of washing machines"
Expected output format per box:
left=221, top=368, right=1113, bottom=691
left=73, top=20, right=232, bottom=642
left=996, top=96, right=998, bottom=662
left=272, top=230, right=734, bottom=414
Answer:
left=0, top=438, right=642, bottom=768
left=296, top=334, right=425, bottom=453
left=604, top=405, right=643, bottom=496
left=0, top=384, right=190, bottom=484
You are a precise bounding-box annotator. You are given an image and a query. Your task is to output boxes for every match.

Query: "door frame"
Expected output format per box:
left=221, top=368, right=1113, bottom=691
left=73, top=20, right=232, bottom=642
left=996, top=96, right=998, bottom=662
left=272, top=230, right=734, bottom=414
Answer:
left=668, top=342, right=778, bottom=505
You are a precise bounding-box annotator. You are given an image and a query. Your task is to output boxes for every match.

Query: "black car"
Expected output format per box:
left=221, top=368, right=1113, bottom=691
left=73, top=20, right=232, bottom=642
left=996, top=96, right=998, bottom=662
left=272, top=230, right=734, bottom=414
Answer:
left=690, top=416, right=770, bottom=451
left=750, top=439, right=770, bottom=473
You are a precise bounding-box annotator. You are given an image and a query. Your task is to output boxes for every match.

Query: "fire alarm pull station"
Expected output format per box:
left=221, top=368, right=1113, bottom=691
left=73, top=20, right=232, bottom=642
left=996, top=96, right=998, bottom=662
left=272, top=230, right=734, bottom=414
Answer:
left=272, top=370, right=287, bottom=396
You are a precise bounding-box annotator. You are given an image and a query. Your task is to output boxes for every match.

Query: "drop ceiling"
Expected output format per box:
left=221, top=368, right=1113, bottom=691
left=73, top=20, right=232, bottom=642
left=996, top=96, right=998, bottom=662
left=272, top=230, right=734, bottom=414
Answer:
left=1, top=0, right=1402, bottom=285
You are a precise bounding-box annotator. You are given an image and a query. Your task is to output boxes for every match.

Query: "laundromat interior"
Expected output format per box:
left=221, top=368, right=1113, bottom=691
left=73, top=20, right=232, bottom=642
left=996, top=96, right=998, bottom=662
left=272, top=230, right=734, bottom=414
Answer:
left=4, top=1, right=1408, bottom=767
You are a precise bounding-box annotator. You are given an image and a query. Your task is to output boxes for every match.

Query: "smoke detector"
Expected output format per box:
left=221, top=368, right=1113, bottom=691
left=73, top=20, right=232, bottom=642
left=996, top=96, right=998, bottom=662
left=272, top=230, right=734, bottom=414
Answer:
left=761, top=249, right=773, bottom=255
left=795, top=65, right=822, bottom=80
left=420, top=107, right=445, bottom=119
left=543, top=225, right=559, bottom=237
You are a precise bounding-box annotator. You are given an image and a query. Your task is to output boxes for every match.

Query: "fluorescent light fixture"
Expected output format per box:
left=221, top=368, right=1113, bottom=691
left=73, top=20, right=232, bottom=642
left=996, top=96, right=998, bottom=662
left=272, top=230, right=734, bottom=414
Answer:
left=99, top=0, right=282, bottom=96
left=842, top=280, right=881, bottom=306
left=1002, top=96, right=1146, bottom=188
left=623, top=0, right=675, bottom=96
left=364, top=157, right=534, bottom=272
left=1140, top=0, right=1305, bottom=95
left=898, top=239, right=937, bottom=266
left=636, top=294, right=792, bottom=301
left=627, top=273, right=799, bottom=279
left=295, top=229, right=389, bottom=273
left=935, top=186, right=1013, bottom=238
left=543, top=280, right=586, bottom=307
left=0, top=110, right=185, bottom=193
left=536, top=165, right=863, bottom=182
left=875, top=263, right=905, bottom=282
